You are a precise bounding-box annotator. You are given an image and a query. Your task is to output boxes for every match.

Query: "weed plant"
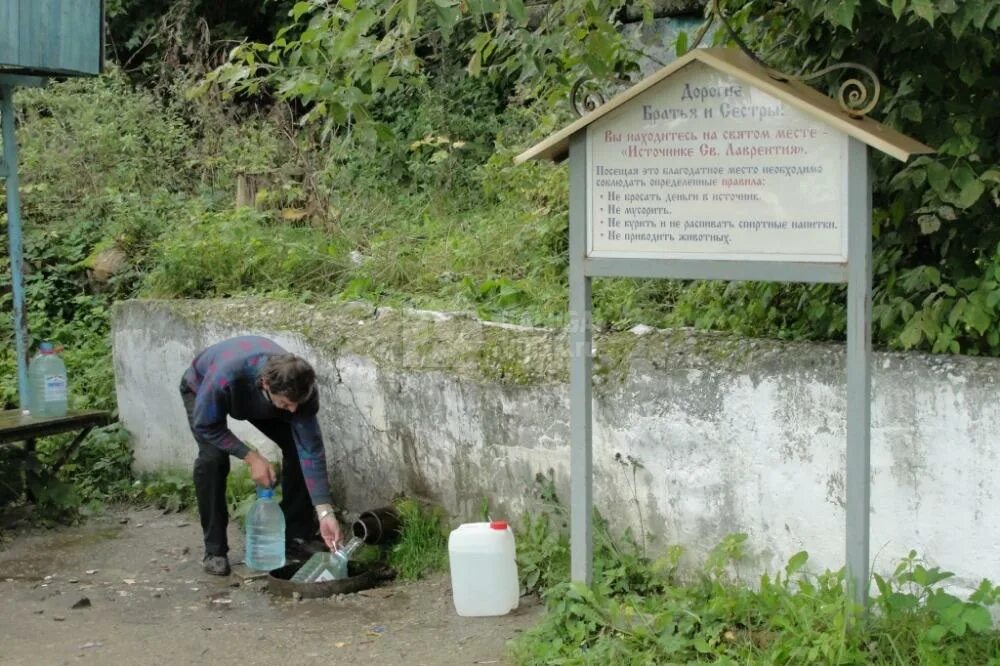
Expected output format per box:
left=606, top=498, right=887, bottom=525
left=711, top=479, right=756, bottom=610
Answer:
left=387, top=497, right=449, bottom=580
left=225, top=466, right=262, bottom=529
left=509, top=482, right=1000, bottom=665
left=132, top=462, right=262, bottom=522
left=138, top=472, right=196, bottom=514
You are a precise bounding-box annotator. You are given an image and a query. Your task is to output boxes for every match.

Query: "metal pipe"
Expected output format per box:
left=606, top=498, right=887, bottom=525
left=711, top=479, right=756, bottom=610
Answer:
left=1, top=85, right=29, bottom=412
left=352, top=506, right=402, bottom=546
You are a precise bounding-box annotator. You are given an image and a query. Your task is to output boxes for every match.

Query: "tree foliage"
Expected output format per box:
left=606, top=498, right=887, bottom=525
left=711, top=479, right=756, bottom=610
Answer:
left=201, top=0, right=653, bottom=141
left=202, top=0, right=1000, bottom=354
left=674, top=0, right=1000, bottom=353
left=105, top=0, right=295, bottom=78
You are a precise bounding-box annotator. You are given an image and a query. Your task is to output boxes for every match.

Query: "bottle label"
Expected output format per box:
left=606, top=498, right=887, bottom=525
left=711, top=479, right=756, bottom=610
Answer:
left=44, top=375, right=67, bottom=401
left=313, top=569, right=336, bottom=583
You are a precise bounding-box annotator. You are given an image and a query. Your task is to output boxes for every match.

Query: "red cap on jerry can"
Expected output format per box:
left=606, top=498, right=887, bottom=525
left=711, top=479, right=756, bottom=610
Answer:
left=489, top=520, right=508, bottom=530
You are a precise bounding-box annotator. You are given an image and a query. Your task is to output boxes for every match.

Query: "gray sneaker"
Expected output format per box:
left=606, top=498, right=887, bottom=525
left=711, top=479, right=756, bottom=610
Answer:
left=203, top=555, right=231, bottom=576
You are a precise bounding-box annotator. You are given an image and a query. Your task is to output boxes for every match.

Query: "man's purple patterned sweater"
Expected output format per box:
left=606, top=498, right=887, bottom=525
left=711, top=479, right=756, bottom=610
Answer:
left=181, top=335, right=332, bottom=506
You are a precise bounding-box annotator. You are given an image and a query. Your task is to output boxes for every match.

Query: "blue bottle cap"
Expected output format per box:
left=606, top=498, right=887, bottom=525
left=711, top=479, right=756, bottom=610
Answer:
left=39, top=341, right=54, bottom=353
left=257, top=487, right=274, bottom=499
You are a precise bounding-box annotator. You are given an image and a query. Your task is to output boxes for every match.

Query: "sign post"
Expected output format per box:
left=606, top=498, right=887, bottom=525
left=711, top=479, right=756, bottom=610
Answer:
left=517, top=48, right=932, bottom=606
left=568, top=131, right=593, bottom=582
left=1, top=0, right=104, bottom=410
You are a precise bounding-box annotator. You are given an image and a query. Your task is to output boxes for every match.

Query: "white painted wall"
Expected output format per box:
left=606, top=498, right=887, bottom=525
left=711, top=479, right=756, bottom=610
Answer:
left=113, top=299, right=1000, bottom=595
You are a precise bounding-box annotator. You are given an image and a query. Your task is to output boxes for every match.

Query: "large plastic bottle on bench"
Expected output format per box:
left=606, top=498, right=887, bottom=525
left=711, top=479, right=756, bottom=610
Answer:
left=28, top=342, right=68, bottom=417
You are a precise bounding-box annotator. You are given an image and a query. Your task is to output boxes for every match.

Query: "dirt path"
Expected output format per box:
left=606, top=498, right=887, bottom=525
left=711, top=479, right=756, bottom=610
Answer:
left=0, top=507, right=543, bottom=665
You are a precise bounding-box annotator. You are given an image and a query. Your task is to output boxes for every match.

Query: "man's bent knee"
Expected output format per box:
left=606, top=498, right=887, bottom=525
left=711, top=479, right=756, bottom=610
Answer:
left=194, top=447, right=230, bottom=472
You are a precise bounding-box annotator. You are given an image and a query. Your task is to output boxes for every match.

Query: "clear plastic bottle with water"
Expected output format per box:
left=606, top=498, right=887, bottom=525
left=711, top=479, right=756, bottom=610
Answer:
left=28, top=341, right=68, bottom=417
left=244, top=487, right=286, bottom=571
left=290, top=536, right=364, bottom=583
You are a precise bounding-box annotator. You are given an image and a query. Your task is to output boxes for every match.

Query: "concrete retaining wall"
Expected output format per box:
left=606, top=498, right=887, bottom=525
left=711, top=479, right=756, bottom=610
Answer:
left=112, top=298, right=1000, bottom=593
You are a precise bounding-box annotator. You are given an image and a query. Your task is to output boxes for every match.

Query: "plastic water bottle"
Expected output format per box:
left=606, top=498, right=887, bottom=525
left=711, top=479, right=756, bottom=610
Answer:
left=448, top=520, right=519, bottom=616
left=290, top=536, right=365, bottom=583
left=28, top=341, right=68, bottom=417
left=244, top=487, right=286, bottom=571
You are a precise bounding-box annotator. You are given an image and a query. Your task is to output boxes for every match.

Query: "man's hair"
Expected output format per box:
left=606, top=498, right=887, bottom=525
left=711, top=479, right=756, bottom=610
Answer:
left=259, top=354, right=316, bottom=403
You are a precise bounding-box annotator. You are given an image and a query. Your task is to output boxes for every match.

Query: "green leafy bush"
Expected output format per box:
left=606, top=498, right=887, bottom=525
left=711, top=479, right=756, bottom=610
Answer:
left=509, top=492, right=1000, bottom=665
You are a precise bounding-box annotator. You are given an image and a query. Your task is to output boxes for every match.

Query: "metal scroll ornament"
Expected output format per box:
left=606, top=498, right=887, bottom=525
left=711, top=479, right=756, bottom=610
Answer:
left=709, top=0, right=881, bottom=119
left=568, top=0, right=881, bottom=120
left=786, top=63, right=880, bottom=119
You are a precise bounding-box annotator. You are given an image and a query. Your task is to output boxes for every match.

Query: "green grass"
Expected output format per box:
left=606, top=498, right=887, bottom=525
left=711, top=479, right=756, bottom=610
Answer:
left=386, top=497, right=450, bottom=580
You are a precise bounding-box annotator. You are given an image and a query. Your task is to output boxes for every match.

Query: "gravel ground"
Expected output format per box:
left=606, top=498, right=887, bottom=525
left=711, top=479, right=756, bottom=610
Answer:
left=0, top=506, right=543, bottom=665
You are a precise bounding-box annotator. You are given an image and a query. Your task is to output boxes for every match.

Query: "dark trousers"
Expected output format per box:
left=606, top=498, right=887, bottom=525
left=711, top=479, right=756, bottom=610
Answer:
left=180, top=386, right=316, bottom=556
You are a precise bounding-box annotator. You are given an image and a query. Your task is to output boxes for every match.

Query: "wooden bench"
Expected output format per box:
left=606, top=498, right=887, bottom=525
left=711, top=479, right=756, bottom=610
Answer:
left=0, top=409, right=113, bottom=445
left=0, top=409, right=114, bottom=498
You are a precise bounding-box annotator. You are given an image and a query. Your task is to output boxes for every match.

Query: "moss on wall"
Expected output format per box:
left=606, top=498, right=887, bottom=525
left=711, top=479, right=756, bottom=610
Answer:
left=115, top=297, right=840, bottom=388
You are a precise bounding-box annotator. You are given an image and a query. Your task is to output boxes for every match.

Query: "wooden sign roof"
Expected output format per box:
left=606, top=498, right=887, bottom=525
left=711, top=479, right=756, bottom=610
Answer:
left=516, top=48, right=934, bottom=164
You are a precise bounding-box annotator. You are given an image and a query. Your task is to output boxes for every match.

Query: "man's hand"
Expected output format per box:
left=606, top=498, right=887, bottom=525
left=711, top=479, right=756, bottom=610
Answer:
left=244, top=451, right=276, bottom=488
left=319, top=513, right=343, bottom=551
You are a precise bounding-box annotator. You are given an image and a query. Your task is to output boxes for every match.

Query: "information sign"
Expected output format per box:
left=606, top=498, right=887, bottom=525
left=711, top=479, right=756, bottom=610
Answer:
left=587, top=61, right=848, bottom=262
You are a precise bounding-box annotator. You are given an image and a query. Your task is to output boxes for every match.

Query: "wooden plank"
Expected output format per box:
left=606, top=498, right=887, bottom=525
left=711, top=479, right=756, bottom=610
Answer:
left=515, top=48, right=935, bottom=164
left=0, top=409, right=113, bottom=444
left=0, top=1, right=18, bottom=69
left=57, top=0, right=102, bottom=75
left=697, top=49, right=933, bottom=162
left=515, top=49, right=701, bottom=164
left=585, top=257, right=849, bottom=283
left=58, top=0, right=77, bottom=74
left=5, top=0, right=102, bottom=76
left=0, top=74, right=47, bottom=88
left=18, top=0, right=54, bottom=72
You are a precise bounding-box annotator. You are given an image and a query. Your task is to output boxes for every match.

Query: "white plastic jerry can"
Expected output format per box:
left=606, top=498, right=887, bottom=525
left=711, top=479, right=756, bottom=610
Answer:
left=448, top=520, right=519, bottom=617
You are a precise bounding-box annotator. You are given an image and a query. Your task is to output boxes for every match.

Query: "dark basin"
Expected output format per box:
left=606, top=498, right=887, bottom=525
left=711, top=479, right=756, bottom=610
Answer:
left=266, top=560, right=395, bottom=599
